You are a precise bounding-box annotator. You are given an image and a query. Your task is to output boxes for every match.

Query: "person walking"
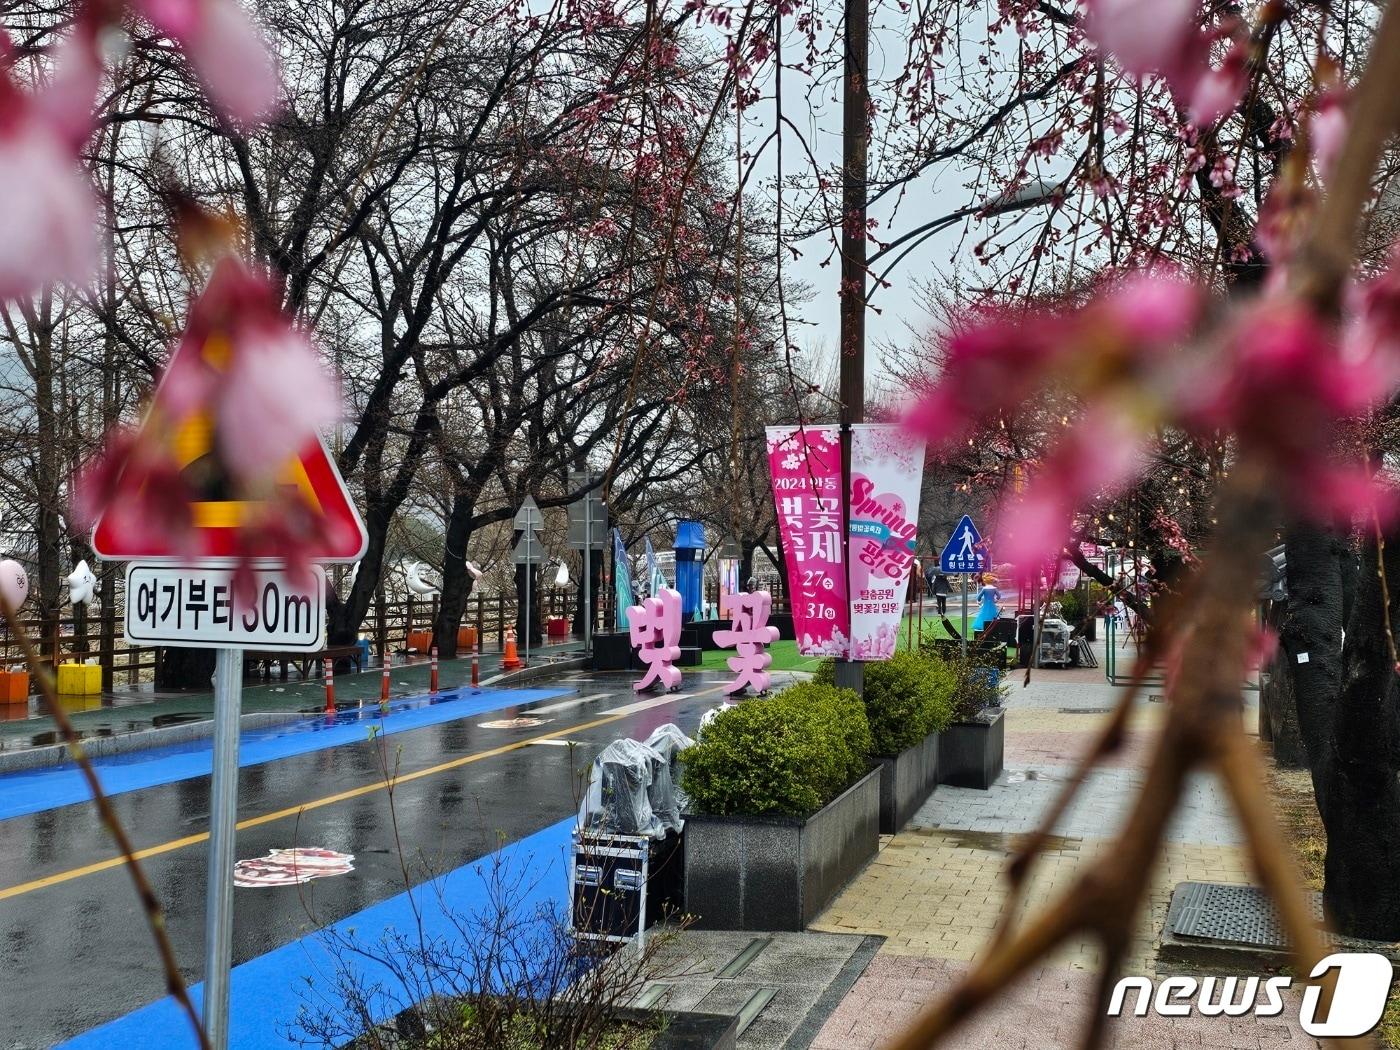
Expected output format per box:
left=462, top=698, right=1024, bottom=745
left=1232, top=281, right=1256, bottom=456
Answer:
left=932, top=571, right=951, bottom=616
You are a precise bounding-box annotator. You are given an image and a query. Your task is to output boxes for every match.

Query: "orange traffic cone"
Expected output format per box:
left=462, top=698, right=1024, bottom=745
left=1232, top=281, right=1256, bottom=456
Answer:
left=501, top=628, right=523, bottom=671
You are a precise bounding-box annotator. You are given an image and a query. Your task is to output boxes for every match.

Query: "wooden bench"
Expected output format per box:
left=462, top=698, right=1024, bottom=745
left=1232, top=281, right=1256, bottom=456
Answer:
left=245, top=643, right=363, bottom=681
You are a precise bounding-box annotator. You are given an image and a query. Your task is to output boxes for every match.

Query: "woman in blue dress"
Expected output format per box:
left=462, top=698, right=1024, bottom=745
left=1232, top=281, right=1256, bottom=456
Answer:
left=972, top=574, right=1001, bottom=632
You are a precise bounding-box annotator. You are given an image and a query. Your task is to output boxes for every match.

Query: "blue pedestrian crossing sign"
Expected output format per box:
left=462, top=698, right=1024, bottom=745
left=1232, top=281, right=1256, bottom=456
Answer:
left=940, top=516, right=986, bottom=574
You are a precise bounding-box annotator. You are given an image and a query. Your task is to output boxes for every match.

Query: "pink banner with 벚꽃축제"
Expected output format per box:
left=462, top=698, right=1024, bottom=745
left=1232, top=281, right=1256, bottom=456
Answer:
left=765, top=426, right=850, bottom=657
left=848, top=424, right=926, bottom=661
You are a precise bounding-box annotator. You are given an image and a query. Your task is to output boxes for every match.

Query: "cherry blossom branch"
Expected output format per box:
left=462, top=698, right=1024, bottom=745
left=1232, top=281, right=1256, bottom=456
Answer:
left=0, top=592, right=209, bottom=1050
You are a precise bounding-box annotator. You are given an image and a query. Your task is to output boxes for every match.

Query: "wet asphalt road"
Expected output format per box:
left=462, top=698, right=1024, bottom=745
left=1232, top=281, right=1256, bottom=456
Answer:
left=0, top=676, right=723, bottom=1048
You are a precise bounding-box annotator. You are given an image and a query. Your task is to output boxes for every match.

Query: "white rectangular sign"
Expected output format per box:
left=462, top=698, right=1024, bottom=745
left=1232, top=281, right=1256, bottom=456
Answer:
left=124, top=563, right=325, bottom=651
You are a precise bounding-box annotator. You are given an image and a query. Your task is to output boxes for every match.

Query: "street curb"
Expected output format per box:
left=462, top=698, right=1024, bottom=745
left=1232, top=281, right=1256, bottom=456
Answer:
left=0, top=711, right=305, bottom=773
left=481, top=656, right=590, bottom=687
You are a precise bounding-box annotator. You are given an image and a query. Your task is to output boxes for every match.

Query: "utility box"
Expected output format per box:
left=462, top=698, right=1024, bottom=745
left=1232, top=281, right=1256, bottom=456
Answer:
left=57, top=663, right=101, bottom=695
left=0, top=668, right=28, bottom=703
left=570, top=830, right=682, bottom=946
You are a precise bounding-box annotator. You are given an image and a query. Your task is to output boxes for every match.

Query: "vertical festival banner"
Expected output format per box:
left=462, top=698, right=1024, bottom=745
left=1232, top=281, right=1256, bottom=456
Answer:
left=765, top=426, right=849, bottom=656
left=613, top=528, right=634, bottom=630
left=848, top=424, right=927, bottom=660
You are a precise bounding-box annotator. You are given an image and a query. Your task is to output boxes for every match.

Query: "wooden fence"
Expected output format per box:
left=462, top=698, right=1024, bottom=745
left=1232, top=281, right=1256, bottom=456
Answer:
left=0, top=579, right=793, bottom=687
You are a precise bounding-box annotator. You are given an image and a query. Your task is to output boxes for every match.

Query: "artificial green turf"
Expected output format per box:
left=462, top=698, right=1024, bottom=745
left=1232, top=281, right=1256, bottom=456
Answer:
left=698, top=639, right=825, bottom=673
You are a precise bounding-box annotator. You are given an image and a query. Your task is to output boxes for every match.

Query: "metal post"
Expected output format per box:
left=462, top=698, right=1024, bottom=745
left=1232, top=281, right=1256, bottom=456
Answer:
left=961, top=577, right=968, bottom=658
left=834, top=0, right=868, bottom=696
left=524, top=533, right=532, bottom=668
left=204, top=647, right=243, bottom=1050
left=584, top=499, right=592, bottom=653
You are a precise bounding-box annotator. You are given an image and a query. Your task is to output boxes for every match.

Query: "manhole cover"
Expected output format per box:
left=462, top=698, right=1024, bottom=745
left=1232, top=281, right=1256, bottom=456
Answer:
left=479, top=717, right=552, bottom=729
left=1167, top=881, right=1324, bottom=949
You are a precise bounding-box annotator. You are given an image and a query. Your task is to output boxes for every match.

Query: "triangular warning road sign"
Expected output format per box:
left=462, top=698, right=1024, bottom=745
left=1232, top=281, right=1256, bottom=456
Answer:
left=91, top=328, right=367, bottom=564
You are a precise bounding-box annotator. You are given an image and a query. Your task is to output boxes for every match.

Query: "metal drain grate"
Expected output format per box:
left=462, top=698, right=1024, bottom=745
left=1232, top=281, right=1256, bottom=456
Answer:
left=1057, top=707, right=1115, bottom=714
left=1167, top=882, right=1324, bottom=949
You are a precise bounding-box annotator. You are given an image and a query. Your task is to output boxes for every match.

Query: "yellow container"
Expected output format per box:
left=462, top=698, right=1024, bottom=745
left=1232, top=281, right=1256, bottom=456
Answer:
left=57, top=663, right=102, bottom=695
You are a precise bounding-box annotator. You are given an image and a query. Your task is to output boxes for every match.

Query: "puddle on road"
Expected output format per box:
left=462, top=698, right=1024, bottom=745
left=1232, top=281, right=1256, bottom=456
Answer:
left=150, top=713, right=203, bottom=729
left=897, top=826, right=1083, bottom=856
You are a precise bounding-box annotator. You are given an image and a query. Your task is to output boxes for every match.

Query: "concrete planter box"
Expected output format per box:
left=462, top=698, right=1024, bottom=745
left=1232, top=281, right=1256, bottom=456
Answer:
left=682, top=768, right=880, bottom=931
left=938, top=708, right=1004, bottom=789
left=877, top=729, right=940, bottom=833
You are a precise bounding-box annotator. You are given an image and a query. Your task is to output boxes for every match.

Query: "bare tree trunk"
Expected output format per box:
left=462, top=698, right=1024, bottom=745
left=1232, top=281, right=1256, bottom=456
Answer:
left=1274, top=522, right=1349, bottom=771
left=1318, top=531, right=1400, bottom=937
left=434, top=492, right=477, bottom=659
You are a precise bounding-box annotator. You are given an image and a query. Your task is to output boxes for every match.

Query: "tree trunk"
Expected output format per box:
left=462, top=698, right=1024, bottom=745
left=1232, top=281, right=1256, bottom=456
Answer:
left=739, top=541, right=757, bottom=590
left=33, top=312, right=62, bottom=663
left=1276, top=522, right=1347, bottom=774
left=573, top=551, right=602, bottom=639
left=1317, top=531, right=1400, bottom=938
left=329, top=501, right=389, bottom=644
left=434, top=493, right=476, bottom=659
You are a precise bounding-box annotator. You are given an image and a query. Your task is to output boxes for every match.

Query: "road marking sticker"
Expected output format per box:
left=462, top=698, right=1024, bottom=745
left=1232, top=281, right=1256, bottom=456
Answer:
left=234, top=847, right=354, bottom=888
left=0, top=686, right=723, bottom=900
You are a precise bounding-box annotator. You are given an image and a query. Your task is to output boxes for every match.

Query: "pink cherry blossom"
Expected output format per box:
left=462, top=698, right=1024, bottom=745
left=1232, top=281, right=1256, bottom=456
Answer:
left=1084, top=0, right=1245, bottom=128
left=31, top=27, right=103, bottom=151
left=183, top=0, right=280, bottom=125
left=998, top=408, right=1143, bottom=573
left=1083, top=0, right=1197, bottom=80
left=1311, top=91, right=1348, bottom=182
left=219, top=323, right=339, bottom=480
left=0, top=118, right=99, bottom=301
left=1099, top=268, right=1200, bottom=348
left=0, top=29, right=101, bottom=301
left=131, top=0, right=279, bottom=125
left=1184, top=44, right=1246, bottom=126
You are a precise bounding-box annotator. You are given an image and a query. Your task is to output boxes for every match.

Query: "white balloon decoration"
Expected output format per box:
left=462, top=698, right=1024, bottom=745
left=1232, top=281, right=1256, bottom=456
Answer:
left=66, top=559, right=97, bottom=605
left=0, top=559, right=29, bottom=610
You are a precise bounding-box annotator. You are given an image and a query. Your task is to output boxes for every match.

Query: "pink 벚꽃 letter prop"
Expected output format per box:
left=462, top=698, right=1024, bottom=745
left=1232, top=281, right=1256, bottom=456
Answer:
left=628, top=586, right=683, bottom=692
left=714, top=590, right=780, bottom=695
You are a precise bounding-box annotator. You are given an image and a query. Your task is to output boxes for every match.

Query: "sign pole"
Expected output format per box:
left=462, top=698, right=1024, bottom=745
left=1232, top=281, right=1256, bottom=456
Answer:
left=961, top=577, right=968, bottom=658
left=203, top=647, right=243, bottom=1050
left=584, top=503, right=592, bottom=654
left=525, top=535, right=532, bottom=667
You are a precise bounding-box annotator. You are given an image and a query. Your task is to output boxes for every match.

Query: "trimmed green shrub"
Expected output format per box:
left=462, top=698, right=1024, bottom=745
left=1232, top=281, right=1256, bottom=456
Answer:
left=814, top=650, right=956, bottom=755
left=944, top=652, right=1008, bottom=721
left=680, top=682, right=872, bottom=817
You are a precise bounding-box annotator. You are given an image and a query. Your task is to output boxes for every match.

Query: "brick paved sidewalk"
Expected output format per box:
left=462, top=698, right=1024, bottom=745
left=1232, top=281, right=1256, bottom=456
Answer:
left=807, top=648, right=1321, bottom=1050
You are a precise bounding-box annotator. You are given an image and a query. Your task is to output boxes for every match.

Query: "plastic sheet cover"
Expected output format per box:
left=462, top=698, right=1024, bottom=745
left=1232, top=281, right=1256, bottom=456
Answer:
left=644, top=723, right=695, bottom=832
left=576, top=738, right=667, bottom=838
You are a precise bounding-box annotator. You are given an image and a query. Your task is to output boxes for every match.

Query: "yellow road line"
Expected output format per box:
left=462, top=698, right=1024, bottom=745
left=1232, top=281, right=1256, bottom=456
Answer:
left=0, top=685, right=723, bottom=901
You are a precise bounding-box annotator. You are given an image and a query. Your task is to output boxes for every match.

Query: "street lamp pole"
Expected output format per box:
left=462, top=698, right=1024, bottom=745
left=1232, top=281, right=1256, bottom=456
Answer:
left=835, top=0, right=868, bottom=696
